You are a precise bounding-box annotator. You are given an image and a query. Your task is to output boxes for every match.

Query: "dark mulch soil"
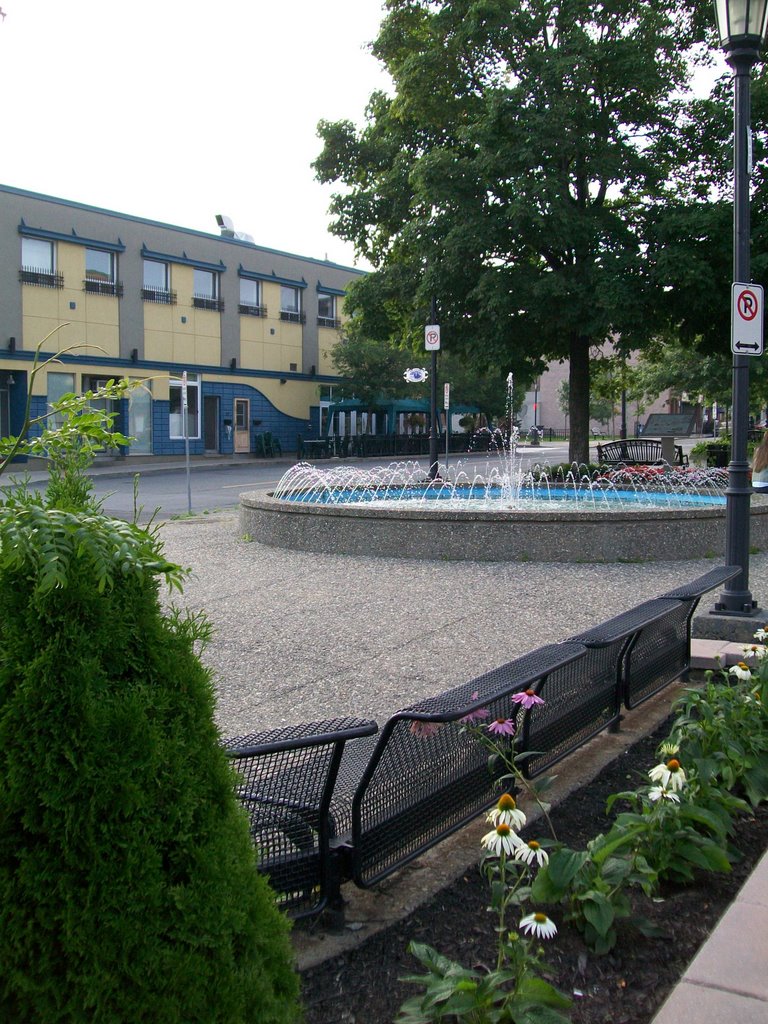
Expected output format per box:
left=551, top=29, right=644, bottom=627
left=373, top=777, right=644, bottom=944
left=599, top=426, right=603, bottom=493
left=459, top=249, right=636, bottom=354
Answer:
left=299, top=719, right=768, bottom=1023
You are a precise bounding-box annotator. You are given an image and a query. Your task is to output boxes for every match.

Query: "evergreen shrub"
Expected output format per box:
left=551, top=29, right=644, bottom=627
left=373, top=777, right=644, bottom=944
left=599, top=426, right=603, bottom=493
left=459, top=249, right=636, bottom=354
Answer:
left=0, top=505, right=300, bottom=1022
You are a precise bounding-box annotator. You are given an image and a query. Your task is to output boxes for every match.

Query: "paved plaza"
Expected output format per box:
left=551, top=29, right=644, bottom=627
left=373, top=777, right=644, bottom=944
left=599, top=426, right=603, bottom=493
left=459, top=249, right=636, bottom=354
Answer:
left=156, top=513, right=768, bottom=737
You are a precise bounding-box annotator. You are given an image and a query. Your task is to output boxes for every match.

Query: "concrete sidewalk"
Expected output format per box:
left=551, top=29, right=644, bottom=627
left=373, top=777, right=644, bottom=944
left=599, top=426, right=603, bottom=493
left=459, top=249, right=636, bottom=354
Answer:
left=650, top=847, right=768, bottom=1024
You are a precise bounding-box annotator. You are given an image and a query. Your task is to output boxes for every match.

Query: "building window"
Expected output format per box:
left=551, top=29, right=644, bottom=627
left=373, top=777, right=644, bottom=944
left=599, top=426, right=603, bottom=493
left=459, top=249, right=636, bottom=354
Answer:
left=317, top=292, right=341, bottom=329
left=192, top=268, right=224, bottom=311
left=280, top=285, right=305, bottom=323
left=20, top=237, right=63, bottom=288
left=84, top=247, right=122, bottom=296
left=128, top=379, right=152, bottom=454
left=239, top=278, right=267, bottom=316
left=142, top=258, right=176, bottom=304
left=169, top=373, right=200, bottom=439
left=47, top=371, right=76, bottom=428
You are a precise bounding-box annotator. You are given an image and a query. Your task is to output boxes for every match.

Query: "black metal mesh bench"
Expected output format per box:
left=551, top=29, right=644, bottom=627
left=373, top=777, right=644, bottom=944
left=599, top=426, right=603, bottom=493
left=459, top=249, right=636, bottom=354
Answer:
left=596, top=439, right=687, bottom=466
left=333, top=643, right=588, bottom=889
left=225, top=717, right=377, bottom=919
left=225, top=564, right=742, bottom=922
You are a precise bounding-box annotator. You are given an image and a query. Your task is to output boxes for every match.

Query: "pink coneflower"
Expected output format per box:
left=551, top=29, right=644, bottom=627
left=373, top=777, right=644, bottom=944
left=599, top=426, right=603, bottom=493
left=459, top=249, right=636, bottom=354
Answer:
left=460, top=691, right=490, bottom=724
left=510, top=688, right=545, bottom=709
left=409, top=721, right=442, bottom=739
left=487, top=718, right=515, bottom=737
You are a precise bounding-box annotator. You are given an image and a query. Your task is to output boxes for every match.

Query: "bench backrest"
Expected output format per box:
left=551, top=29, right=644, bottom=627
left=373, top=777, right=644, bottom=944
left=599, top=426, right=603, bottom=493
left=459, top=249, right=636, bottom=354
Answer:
left=597, top=439, right=663, bottom=462
left=340, top=644, right=588, bottom=887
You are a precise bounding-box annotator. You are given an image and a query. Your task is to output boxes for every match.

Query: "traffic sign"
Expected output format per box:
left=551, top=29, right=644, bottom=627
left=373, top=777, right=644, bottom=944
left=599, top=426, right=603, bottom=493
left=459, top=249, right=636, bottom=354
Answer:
left=425, top=324, right=441, bottom=351
left=444, top=382, right=450, bottom=410
left=731, top=282, right=764, bottom=356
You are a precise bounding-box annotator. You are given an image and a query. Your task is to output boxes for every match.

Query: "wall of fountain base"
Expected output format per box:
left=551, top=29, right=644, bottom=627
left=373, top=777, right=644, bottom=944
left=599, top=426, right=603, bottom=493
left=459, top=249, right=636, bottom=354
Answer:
left=239, top=492, right=768, bottom=564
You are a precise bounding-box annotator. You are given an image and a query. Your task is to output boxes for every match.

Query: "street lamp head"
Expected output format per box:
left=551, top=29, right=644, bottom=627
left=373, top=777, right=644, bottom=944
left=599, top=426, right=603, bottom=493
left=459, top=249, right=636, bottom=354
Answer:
left=714, top=0, right=768, bottom=54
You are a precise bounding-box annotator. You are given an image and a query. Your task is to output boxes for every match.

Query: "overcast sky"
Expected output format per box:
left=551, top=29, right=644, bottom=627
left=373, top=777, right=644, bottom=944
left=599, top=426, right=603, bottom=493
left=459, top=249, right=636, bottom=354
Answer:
left=0, top=0, right=391, bottom=269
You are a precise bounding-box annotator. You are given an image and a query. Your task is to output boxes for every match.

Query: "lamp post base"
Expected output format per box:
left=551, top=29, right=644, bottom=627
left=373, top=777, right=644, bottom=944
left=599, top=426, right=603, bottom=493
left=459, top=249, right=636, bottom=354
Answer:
left=695, top=605, right=765, bottom=643
left=711, top=598, right=759, bottom=616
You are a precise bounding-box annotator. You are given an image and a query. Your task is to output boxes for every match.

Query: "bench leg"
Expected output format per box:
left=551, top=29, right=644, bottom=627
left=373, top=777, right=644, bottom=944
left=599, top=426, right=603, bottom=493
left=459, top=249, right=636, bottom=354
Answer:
left=320, top=850, right=346, bottom=932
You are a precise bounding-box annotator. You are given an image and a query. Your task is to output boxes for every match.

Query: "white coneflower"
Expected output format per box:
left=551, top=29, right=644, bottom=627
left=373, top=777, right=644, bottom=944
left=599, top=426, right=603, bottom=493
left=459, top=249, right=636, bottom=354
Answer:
left=730, top=661, right=753, bottom=682
left=648, top=758, right=686, bottom=792
left=481, top=822, right=522, bottom=857
left=519, top=911, right=558, bottom=939
left=514, top=839, right=549, bottom=867
left=486, top=793, right=526, bottom=831
left=648, top=785, right=680, bottom=804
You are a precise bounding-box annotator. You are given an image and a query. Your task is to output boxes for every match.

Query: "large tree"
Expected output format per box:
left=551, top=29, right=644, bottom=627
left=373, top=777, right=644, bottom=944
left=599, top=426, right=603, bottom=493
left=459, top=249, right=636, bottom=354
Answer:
left=315, top=0, right=700, bottom=462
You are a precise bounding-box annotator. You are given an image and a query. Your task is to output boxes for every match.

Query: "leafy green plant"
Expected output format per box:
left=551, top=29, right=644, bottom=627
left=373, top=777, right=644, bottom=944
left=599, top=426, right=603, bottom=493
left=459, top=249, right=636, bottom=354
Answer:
left=397, top=789, right=570, bottom=1023
left=668, top=658, right=768, bottom=808
left=0, top=331, right=136, bottom=480
left=0, top=344, right=301, bottom=1022
left=531, top=830, right=653, bottom=955
left=397, top=693, right=571, bottom=1022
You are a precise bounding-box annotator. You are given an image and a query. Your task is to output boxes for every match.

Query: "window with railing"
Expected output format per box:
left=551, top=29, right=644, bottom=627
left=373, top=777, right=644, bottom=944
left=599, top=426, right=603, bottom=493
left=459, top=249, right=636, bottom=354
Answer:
left=193, top=267, right=223, bottom=311
left=317, top=291, right=341, bottom=329
left=239, top=277, right=267, bottom=316
left=142, top=258, right=176, bottom=303
left=84, top=247, right=122, bottom=296
left=280, top=284, right=305, bottom=323
left=20, top=238, right=62, bottom=288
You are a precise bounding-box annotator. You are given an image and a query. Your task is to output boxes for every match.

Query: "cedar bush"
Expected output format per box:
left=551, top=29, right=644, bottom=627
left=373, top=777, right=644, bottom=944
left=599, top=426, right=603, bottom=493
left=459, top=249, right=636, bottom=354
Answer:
left=0, top=503, right=301, bottom=1022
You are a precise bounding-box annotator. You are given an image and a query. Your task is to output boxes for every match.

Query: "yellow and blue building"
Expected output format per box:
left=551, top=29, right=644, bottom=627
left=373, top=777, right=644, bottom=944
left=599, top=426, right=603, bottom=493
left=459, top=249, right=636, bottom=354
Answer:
left=0, top=185, right=362, bottom=458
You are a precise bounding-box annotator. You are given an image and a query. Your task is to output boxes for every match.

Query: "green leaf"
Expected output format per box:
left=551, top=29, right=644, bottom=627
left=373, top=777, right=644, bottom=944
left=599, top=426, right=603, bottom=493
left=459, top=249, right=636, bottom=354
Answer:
left=580, top=892, right=615, bottom=938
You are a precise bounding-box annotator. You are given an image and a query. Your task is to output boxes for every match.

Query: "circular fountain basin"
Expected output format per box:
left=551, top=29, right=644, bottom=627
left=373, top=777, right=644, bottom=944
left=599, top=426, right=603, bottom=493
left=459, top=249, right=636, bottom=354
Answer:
left=239, top=486, right=768, bottom=563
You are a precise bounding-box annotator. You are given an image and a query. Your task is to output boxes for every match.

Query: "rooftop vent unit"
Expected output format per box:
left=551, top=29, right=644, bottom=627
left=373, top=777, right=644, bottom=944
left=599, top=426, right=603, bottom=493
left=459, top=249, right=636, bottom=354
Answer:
left=215, top=214, right=254, bottom=244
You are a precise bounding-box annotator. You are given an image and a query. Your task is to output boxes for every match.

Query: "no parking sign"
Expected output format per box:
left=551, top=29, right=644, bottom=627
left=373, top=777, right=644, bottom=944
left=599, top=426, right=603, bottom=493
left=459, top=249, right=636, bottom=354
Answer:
left=731, top=283, right=764, bottom=356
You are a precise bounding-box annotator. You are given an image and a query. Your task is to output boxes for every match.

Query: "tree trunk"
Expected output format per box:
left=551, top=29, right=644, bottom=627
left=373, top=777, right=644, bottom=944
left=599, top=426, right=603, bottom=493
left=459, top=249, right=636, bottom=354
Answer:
left=568, top=335, right=591, bottom=465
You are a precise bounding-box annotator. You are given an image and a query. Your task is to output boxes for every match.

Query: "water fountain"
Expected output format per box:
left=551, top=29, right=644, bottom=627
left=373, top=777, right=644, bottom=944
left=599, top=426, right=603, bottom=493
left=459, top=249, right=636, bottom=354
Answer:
left=239, top=376, right=768, bottom=562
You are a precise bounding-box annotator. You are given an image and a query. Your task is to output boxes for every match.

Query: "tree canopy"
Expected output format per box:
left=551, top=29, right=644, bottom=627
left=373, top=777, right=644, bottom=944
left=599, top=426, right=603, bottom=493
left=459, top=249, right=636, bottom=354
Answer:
left=315, top=0, right=704, bottom=462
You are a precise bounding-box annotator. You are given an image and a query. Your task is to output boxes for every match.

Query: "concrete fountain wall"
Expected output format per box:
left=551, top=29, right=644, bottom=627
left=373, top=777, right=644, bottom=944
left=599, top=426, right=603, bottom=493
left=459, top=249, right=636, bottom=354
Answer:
left=239, top=490, right=768, bottom=563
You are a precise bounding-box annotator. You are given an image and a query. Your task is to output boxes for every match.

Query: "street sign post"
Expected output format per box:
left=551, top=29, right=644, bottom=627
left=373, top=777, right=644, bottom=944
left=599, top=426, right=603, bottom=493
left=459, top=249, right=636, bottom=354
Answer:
left=731, top=282, right=764, bottom=356
left=443, top=382, right=450, bottom=466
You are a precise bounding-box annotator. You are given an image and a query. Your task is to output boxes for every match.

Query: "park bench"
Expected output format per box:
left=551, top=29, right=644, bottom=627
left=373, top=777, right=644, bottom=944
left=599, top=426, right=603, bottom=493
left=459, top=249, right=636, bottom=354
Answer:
left=596, top=438, right=688, bottom=467
left=225, top=564, right=739, bottom=924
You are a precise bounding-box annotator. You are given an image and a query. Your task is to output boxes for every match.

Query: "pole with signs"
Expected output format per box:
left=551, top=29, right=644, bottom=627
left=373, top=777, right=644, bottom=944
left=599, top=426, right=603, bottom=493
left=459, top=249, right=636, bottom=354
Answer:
left=425, top=301, right=440, bottom=480
left=714, top=34, right=764, bottom=615
left=181, top=371, right=192, bottom=514
left=444, top=382, right=450, bottom=467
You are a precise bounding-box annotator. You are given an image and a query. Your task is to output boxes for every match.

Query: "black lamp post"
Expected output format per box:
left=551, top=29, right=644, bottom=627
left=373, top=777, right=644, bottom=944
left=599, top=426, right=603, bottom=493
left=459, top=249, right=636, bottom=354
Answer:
left=712, top=0, right=768, bottom=616
left=428, top=296, right=440, bottom=481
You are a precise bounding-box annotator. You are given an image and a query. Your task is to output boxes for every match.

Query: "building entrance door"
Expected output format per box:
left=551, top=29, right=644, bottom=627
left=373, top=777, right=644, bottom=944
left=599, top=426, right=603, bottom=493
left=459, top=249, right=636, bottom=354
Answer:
left=234, top=398, right=250, bottom=453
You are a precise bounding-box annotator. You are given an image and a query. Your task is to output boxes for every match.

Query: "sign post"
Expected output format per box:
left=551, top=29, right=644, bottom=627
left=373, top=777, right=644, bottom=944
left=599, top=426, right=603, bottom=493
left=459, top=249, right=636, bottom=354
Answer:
left=425, top=316, right=440, bottom=480
left=443, top=382, right=450, bottom=468
left=181, top=370, right=192, bottom=514
left=731, top=282, right=764, bottom=355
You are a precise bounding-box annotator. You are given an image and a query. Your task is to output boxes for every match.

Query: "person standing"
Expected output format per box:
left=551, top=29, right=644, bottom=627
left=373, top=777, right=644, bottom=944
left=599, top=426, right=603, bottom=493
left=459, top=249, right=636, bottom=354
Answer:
left=752, top=430, right=768, bottom=492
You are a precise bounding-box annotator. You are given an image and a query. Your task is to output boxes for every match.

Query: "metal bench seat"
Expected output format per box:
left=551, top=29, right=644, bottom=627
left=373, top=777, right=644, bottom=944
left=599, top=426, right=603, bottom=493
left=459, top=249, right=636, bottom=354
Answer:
left=226, top=717, right=378, bottom=919
left=596, top=439, right=688, bottom=466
